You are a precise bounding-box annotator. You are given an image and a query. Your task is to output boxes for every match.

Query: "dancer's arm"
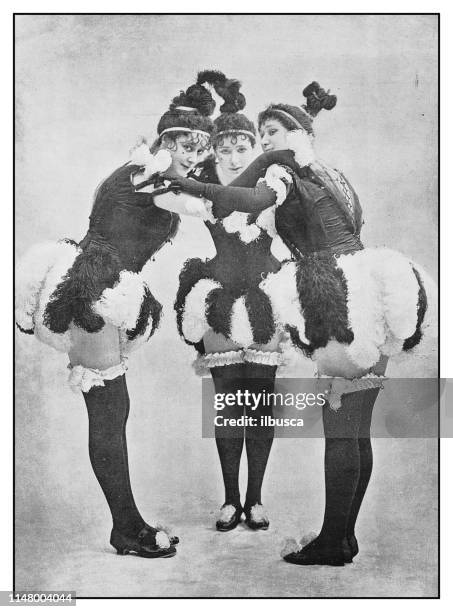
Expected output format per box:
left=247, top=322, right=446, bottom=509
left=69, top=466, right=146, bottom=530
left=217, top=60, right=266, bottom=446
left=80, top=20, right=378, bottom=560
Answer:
left=228, top=149, right=298, bottom=186
left=165, top=163, right=293, bottom=217
left=152, top=190, right=214, bottom=222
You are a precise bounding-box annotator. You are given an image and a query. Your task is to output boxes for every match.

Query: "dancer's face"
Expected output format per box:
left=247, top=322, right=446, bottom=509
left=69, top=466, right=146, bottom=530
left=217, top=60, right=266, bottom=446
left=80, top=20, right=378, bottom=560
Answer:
left=164, top=134, right=209, bottom=176
left=259, top=119, right=289, bottom=152
left=215, top=135, right=254, bottom=183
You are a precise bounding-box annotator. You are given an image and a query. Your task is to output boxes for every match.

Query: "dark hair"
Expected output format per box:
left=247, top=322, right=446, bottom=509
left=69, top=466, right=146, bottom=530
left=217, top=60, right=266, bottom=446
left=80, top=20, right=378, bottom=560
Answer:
left=258, top=81, right=337, bottom=135
left=210, top=75, right=256, bottom=147
left=156, top=71, right=229, bottom=138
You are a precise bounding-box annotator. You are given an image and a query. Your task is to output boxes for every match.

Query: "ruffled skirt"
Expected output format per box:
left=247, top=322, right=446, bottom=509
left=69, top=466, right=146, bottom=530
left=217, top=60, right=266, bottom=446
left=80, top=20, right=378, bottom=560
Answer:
left=174, top=257, right=287, bottom=371
left=15, top=239, right=162, bottom=355
left=260, top=248, right=437, bottom=377
left=176, top=258, right=287, bottom=344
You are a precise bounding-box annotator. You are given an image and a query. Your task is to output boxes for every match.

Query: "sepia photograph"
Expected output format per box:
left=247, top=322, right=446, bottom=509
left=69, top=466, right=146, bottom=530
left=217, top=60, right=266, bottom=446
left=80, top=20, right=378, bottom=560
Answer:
left=14, top=13, right=439, bottom=598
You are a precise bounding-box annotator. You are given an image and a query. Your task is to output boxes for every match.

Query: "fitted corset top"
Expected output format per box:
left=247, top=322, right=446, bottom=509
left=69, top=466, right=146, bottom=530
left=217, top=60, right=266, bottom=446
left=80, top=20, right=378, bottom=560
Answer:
left=82, top=163, right=180, bottom=271
left=206, top=220, right=280, bottom=289
left=276, top=167, right=363, bottom=257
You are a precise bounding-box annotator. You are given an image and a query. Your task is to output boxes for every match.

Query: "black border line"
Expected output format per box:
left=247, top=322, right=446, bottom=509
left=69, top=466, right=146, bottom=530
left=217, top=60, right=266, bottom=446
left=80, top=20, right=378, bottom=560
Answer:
left=12, top=12, right=442, bottom=601
left=437, top=9, right=441, bottom=602
left=13, top=11, right=16, bottom=598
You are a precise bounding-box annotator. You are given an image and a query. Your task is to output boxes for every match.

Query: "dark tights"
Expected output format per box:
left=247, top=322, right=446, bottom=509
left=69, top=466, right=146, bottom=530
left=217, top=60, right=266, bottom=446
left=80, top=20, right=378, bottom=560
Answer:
left=211, top=362, right=276, bottom=510
left=318, top=387, right=381, bottom=547
left=83, top=374, right=146, bottom=537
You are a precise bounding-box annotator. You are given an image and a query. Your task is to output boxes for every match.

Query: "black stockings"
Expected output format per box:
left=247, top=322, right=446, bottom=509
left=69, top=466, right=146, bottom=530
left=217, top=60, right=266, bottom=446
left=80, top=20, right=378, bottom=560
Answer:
left=83, top=374, right=146, bottom=537
left=211, top=362, right=276, bottom=509
left=318, top=387, right=381, bottom=546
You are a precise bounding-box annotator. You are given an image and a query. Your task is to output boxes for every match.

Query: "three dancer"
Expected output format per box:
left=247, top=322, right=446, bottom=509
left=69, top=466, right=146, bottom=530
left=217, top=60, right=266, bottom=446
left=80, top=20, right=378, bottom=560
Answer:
left=16, top=72, right=436, bottom=565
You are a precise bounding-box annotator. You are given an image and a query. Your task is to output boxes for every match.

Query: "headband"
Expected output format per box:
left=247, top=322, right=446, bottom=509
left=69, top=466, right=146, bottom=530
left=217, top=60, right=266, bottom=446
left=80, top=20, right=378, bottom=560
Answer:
left=159, top=127, right=211, bottom=139
left=175, top=106, right=197, bottom=111
left=215, top=130, right=256, bottom=139
left=271, top=108, right=313, bottom=131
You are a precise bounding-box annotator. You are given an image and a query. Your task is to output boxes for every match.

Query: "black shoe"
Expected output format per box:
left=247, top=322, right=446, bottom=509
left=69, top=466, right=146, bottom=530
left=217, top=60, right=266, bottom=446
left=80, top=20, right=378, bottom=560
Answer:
left=244, top=504, right=270, bottom=531
left=216, top=504, right=243, bottom=531
left=283, top=538, right=345, bottom=567
left=110, top=525, right=177, bottom=558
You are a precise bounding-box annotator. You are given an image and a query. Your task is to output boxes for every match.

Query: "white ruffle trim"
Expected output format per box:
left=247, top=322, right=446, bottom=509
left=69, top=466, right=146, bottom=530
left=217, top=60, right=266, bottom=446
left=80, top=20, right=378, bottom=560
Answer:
left=219, top=165, right=290, bottom=241
left=243, top=348, right=284, bottom=366
left=255, top=205, right=278, bottom=238
left=285, top=130, right=316, bottom=167
left=221, top=211, right=261, bottom=243
left=193, top=347, right=284, bottom=374
left=16, top=241, right=80, bottom=351
left=129, top=143, right=172, bottom=179
left=16, top=240, right=80, bottom=334
left=317, top=373, right=386, bottom=411
left=192, top=350, right=245, bottom=374
left=33, top=242, right=81, bottom=353
left=260, top=261, right=308, bottom=344
left=336, top=248, right=422, bottom=369
left=182, top=278, right=221, bottom=343
left=94, top=271, right=150, bottom=331
left=67, top=360, right=128, bottom=393
left=258, top=164, right=290, bottom=208
left=230, top=296, right=254, bottom=347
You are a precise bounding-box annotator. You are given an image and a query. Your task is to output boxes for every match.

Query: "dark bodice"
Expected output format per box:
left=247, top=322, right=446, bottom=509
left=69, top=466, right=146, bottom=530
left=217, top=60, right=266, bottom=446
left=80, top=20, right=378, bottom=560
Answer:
left=79, top=163, right=180, bottom=272
left=187, top=152, right=364, bottom=259
left=276, top=163, right=363, bottom=257
left=207, top=227, right=279, bottom=290
left=191, top=157, right=280, bottom=290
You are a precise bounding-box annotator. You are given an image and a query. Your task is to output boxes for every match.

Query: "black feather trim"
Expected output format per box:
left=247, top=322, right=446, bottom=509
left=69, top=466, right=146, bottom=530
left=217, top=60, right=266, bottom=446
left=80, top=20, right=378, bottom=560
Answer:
left=295, top=254, right=353, bottom=351
left=245, top=288, right=275, bottom=345
left=206, top=288, right=235, bottom=338
left=403, top=266, right=428, bottom=351
left=174, top=258, right=213, bottom=345
left=285, top=324, right=313, bottom=357
left=44, top=243, right=122, bottom=334
left=16, top=322, right=34, bottom=335
left=125, top=285, right=163, bottom=341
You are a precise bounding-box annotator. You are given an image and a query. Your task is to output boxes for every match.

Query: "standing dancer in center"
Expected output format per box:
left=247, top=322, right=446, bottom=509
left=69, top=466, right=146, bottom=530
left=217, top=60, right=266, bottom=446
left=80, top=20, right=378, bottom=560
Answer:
left=170, top=72, right=286, bottom=531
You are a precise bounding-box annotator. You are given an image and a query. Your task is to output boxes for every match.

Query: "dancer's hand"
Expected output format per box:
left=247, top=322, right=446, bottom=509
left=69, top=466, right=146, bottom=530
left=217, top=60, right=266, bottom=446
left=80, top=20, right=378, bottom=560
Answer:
left=161, top=175, right=206, bottom=198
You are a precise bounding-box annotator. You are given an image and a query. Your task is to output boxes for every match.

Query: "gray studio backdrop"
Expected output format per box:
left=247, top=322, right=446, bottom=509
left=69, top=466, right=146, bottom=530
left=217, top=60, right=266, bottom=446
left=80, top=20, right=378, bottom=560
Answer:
left=15, top=15, right=438, bottom=597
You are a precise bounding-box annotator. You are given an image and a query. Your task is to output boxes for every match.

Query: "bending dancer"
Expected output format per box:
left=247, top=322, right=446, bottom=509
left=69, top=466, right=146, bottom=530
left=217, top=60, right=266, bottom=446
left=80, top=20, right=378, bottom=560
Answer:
left=162, top=82, right=437, bottom=565
left=15, top=73, right=222, bottom=558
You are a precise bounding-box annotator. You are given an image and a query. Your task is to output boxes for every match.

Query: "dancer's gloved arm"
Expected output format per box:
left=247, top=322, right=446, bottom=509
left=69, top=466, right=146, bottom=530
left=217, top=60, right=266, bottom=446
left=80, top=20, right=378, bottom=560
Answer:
left=164, top=162, right=293, bottom=217
left=228, top=150, right=298, bottom=186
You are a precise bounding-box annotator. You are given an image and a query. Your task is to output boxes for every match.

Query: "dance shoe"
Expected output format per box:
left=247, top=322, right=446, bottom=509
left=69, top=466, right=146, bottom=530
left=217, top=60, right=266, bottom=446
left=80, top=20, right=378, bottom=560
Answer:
left=110, top=525, right=176, bottom=558
left=244, top=504, right=270, bottom=531
left=216, top=504, right=243, bottom=531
